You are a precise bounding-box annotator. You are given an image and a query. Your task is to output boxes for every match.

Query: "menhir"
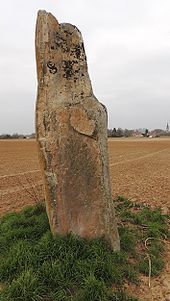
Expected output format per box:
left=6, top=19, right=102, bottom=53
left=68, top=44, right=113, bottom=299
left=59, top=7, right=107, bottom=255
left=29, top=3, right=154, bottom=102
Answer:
left=35, top=10, right=120, bottom=250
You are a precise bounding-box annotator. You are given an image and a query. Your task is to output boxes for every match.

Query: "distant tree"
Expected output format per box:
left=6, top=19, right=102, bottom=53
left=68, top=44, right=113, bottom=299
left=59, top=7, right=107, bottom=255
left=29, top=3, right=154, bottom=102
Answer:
left=107, top=128, right=118, bottom=138
left=116, top=128, right=123, bottom=137
left=142, top=129, right=149, bottom=137
left=124, top=129, right=133, bottom=137
left=29, top=133, right=36, bottom=139
left=107, top=129, right=112, bottom=137
left=11, top=133, right=19, bottom=139
left=0, top=134, right=11, bottom=139
left=112, top=128, right=117, bottom=137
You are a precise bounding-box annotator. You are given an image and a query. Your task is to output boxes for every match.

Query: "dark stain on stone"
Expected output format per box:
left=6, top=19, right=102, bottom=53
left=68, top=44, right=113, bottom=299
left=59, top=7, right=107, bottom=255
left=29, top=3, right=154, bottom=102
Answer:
left=47, top=61, right=57, bottom=74
left=62, top=60, right=74, bottom=79
left=75, top=44, right=81, bottom=59
left=55, top=32, right=65, bottom=42
left=54, top=32, right=70, bottom=52
left=73, top=25, right=81, bottom=34
left=47, top=151, right=52, bottom=168
left=81, top=43, right=85, bottom=53
left=101, top=103, right=107, bottom=114
left=64, top=135, right=98, bottom=198
left=43, top=116, right=47, bottom=131
left=42, top=63, right=47, bottom=76
left=63, top=29, right=72, bottom=36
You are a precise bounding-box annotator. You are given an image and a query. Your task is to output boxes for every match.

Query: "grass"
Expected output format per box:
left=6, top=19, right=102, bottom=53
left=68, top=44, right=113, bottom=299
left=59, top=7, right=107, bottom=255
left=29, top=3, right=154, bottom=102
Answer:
left=115, top=196, right=169, bottom=276
left=0, top=198, right=169, bottom=301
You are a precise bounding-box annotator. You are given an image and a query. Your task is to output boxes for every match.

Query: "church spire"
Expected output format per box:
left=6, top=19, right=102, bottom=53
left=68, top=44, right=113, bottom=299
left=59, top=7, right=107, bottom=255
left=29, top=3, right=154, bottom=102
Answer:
left=166, top=122, right=169, bottom=132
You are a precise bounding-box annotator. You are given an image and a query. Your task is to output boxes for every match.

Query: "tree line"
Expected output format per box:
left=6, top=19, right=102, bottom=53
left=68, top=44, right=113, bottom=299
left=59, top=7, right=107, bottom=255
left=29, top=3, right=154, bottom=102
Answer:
left=0, top=133, right=35, bottom=139
left=107, top=128, right=170, bottom=138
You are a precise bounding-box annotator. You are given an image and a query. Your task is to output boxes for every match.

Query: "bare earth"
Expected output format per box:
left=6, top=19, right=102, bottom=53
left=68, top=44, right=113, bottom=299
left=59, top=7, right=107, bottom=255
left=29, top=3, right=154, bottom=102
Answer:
left=0, top=138, right=170, bottom=300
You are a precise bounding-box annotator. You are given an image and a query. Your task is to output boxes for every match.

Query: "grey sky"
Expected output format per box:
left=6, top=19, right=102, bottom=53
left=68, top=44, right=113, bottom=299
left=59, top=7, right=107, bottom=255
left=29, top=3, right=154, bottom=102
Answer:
left=0, top=0, right=170, bottom=134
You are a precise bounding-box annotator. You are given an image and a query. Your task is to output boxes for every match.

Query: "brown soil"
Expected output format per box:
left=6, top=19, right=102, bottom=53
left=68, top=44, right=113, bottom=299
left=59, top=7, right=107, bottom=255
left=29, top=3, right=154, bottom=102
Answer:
left=109, top=138, right=170, bottom=214
left=0, top=137, right=170, bottom=300
left=0, top=139, right=43, bottom=214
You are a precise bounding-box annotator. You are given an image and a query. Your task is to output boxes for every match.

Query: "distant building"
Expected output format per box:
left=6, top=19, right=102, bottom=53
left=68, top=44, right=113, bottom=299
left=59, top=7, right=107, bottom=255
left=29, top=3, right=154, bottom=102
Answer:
left=166, top=122, right=169, bottom=132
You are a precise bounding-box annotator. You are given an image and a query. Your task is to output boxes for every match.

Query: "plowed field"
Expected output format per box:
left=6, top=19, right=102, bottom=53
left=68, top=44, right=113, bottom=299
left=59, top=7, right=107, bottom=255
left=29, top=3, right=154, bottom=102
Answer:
left=109, top=138, right=170, bottom=212
left=0, top=138, right=170, bottom=301
left=0, top=138, right=170, bottom=215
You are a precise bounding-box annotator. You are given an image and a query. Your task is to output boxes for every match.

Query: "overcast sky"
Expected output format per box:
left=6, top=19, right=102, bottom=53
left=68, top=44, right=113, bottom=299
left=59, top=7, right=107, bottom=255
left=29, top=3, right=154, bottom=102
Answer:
left=0, top=0, right=170, bottom=134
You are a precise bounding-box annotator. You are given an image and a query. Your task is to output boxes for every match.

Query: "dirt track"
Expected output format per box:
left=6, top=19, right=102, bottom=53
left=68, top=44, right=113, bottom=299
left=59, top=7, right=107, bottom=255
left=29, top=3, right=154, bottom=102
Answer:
left=0, top=138, right=170, bottom=300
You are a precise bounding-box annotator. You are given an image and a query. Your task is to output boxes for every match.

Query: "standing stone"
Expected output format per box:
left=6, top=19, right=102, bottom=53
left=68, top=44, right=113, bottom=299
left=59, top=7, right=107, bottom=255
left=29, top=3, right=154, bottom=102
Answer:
left=35, top=10, right=120, bottom=250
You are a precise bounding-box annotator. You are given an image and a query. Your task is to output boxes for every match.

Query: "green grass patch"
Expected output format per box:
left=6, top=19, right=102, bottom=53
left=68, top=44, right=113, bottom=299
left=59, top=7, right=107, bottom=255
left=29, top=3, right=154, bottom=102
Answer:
left=0, top=198, right=169, bottom=301
left=114, top=196, right=169, bottom=276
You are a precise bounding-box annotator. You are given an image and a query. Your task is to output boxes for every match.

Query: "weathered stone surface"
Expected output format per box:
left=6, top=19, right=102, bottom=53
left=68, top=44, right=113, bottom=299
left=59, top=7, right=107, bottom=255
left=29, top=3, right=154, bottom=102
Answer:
left=35, top=10, right=120, bottom=250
